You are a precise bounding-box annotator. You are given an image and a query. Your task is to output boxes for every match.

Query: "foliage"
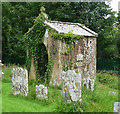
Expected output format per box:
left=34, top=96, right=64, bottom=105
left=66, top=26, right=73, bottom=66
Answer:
left=25, top=9, right=47, bottom=82
left=2, top=65, right=119, bottom=112
left=44, top=56, right=54, bottom=84
left=2, top=2, right=45, bottom=64
left=96, top=72, right=118, bottom=89
left=48, top=28, right=83, bottom=70
left=2, top=2, right=119, bottom=72
left=55, top=100, right=83, bottom=112
left=45, top=2, right=118, bottom=59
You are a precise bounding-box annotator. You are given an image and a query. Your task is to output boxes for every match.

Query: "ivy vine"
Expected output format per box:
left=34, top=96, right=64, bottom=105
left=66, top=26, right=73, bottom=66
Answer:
left=25, top=9, right=47, bottom=83
left=48, top=28, right=84, bottom=71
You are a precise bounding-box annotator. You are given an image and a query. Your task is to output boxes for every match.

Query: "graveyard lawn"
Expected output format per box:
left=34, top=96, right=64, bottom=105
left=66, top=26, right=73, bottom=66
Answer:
left=2, top=65, right=119, bottom=112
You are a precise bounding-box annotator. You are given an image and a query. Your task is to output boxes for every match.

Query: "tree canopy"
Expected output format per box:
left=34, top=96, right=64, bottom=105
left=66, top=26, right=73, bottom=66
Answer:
left=2, top=2, right=119, bottom=65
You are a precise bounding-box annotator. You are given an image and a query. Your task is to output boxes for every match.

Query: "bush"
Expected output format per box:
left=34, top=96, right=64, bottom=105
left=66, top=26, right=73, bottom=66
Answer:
left=55, top=100, right=83, bottom=112
left=96, top=73, right=118, bottom=89
left=27, top=85, right=36, bottom=100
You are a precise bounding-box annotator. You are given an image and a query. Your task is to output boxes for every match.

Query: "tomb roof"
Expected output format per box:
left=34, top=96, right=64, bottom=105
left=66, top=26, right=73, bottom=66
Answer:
left=44, top=20, right=98, bottom=37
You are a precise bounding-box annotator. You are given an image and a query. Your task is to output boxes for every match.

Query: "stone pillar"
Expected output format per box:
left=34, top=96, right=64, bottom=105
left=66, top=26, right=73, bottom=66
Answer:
left=36, top=84, right=48, bottom=100
left=61, top=70, right=82, bottom=103
left=12, top=67, right=28, bottom=96
left=29, top=57, right=36, bottom=80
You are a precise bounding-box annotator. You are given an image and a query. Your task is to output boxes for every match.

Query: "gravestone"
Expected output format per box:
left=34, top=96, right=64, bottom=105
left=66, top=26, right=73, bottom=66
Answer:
left=61, top=70, right=82, bottom=103
left=109, top=91, right=118, bottom=96
left=83, top=77, right=94, bottom=91
left=36, top=84, right=48, bottom=100
left=12, top=67, right=28, bottom=96
left=114, top=102, right=120, bottom=113
left=0, top=60, right=4, bottom=79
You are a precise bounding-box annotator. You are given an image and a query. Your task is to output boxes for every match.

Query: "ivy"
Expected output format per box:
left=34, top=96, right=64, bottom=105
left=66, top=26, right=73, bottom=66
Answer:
left=44, top=47, right=54, bottom=84
left=25, top=10, right=47, bottom=83
left=48, top=28, right=84, bottom=70
left=48, top=28, right=84, bottom=44
left=25, top=7, right=84, bottom=83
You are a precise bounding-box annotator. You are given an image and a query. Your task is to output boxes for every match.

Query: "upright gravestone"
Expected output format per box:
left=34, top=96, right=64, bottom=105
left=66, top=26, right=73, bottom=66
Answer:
left=12, top=67, right=28, bottom=96
left=36, top=84, right=48, bottom=100
left=0, top=60, right=4, bottom=79
left=114, top=102, right=120, bottom=113
left=61, top=70, right=82, bottom=103
left=83, top=77, right=95, bottom=91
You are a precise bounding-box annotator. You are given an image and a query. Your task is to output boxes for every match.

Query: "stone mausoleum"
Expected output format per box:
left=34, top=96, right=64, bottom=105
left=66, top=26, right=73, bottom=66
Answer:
left=29, top=19, right=98, bottom=91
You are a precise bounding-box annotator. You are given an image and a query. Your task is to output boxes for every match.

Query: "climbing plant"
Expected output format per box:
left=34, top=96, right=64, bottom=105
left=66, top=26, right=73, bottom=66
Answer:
left=25, top=7, right=84, bottom=83
left=48, top=28, right=84, bottom=71
left=25, top=7, right=47, bottom=83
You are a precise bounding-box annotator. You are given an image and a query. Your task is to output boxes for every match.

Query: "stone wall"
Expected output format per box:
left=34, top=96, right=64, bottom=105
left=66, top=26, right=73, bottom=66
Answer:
left=12, top=67, right=28, bottom=96
left=47, top=32, right=96, bottom=90
left=48, top=34, right=62, bottom=86
left=61, top=70, right=82, bottom=103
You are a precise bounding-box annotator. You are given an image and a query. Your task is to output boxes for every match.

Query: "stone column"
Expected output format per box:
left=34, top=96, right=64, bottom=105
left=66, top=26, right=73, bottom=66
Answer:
left=29, top=57, right=36, bottom=80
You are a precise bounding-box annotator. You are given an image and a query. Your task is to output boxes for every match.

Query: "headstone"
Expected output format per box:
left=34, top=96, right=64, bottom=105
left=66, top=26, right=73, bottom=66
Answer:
left=109, top=91, right=118, bottom=96
left=83, top=77, right=94, bottom=91
left=61, top=70, right=82, bottom=103
left=0, top=60, right=4, bottom=79
left=36, top=84, right=48, bottom=100
left=114, top=102, right=120, bottom=113
left=12, top=67, right=28, bottom=96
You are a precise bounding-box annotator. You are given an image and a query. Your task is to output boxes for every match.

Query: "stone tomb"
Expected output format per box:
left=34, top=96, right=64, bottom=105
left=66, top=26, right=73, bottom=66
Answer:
left=36, top=84, right=48, bottom=100
left=61, top=70, right=82, bottom=103
left=12, top=67, right=28, bottom=96
left=44, top=20, right=97, bottom=89
left=28, top=20, right=97, bottom=91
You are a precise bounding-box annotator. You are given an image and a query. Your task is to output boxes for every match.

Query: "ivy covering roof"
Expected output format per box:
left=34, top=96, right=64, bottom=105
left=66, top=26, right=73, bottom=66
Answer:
left=44, top=20, right=98, bottom=37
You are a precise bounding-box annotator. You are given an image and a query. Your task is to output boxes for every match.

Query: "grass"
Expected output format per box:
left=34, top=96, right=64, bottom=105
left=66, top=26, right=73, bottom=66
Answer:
left=1, top=64, right=119, bottom=112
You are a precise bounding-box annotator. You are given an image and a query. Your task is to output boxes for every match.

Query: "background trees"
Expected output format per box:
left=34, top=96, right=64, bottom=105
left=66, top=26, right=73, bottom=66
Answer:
left=2, top=2, right=119, bottom=67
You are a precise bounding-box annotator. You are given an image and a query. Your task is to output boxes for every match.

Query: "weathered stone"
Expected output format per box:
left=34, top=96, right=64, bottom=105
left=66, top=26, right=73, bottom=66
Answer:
left=29, top=20, right=97, bottom=90
left=0, top=60, right=4, bottom=79
left=109, top=91, right=118, bottom=96
left=36, top=84, right=48, bottom=100
left=83, top=77, right=94, bottom=91
left=29, top=58, right=36, bottom=80
left=77, top=54, right=83, bottom=61
left=12, top=67, right=28, bottom=96
left=114, top=102, right=120, bottom=112
left=61, top=70, right=82, bottom=103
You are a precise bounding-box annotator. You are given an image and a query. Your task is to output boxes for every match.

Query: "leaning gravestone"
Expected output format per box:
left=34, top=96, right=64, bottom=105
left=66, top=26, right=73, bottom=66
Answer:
left=36, top=84, right=48, bottom=100
left=61, top=70, right=82, bottom=103
left=114, top=102, right=120, bottom=113
left=12, top=67, right=28, bottom=96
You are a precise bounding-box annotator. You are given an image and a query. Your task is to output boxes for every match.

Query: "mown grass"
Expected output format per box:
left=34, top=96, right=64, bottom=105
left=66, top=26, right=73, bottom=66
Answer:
left=2, top=65, right=119, bottom=112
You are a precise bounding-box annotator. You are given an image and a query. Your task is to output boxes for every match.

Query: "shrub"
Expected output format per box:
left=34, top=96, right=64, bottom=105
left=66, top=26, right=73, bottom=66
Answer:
left=96, top=73, right=118, bottom=89
left=55, top=100, right=83, bottom=112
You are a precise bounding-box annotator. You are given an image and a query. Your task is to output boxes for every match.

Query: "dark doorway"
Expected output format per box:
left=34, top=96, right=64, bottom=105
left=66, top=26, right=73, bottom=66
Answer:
left=37, top=43, right=48, bottom=82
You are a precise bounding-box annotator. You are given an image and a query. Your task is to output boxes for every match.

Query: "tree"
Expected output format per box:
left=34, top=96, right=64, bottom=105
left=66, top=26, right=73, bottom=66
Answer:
left=44, top=2, right=117, bottom=59
left=2, top=2, right=44, bottom=64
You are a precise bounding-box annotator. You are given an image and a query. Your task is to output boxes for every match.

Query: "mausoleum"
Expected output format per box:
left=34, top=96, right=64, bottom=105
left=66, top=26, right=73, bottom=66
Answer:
left=28, top=19, right=98, bottom=91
